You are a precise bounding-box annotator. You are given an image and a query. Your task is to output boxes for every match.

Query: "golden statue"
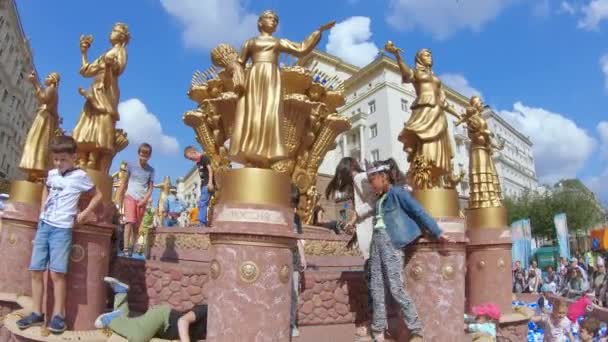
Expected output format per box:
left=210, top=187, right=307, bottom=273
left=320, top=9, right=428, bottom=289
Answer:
left=183, top=11, right=349, bottom=223
left=111, top=161, right=129, bottom=206
left=73, top=22, right=130, bottom=173
left=228, top=10, right=335, bottom=167
left=19, top=71, right=60, bottom=182
left=154, top=176, right=172, bottom=224
left=456, top=96, right=504, bottom=209
left=385, top=41, right=461, bottom=189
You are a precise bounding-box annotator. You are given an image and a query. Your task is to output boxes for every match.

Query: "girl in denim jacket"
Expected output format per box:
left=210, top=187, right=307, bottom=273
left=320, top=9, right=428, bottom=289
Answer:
left=367, top=160, right=451, bottom=342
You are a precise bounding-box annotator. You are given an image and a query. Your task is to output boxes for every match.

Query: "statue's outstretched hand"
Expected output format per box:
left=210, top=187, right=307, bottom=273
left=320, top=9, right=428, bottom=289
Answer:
left=319, top=21, right=336, bottom=32
left=384, top=41, right=403, bottom=56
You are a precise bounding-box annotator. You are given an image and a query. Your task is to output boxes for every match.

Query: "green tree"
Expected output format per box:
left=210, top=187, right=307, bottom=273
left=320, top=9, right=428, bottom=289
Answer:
left=504, top=180, right=606, bottom=239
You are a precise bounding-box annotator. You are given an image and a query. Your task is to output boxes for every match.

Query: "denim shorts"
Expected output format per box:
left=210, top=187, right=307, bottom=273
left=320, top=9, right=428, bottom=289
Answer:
left=29, top=221, right=73, bottom=274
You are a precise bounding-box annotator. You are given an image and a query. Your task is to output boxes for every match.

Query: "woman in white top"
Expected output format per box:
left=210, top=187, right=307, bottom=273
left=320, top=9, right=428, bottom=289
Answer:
left=325, top=157, right=376, bottom=260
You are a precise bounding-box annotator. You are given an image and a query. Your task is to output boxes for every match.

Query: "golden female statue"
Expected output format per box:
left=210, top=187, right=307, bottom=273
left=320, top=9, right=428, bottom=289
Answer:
left=19, top=71, right=60, bottom=181
left=154, top=176, right=171, bottom=222
left=73, top=22, right=130, bottom=173
left=229, top=10, right=335, bottom=167
left=456, top=96, right=503, bottom=208
left=385, top=42, right=460, bottom=188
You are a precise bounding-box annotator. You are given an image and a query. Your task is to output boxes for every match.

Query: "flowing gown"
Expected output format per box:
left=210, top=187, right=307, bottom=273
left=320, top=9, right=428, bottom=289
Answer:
left=73, top=46, right=127, bottom=152
left=19, top=86, right=59, bottom=174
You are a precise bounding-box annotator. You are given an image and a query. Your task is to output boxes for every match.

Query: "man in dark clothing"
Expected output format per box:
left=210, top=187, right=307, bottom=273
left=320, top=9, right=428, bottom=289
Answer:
left=95, top=277, right=207, bottom=342
left=184, top=146, right=214, bottom=226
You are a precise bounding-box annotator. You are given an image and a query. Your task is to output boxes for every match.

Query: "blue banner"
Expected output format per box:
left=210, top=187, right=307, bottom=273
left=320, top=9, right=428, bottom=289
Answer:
left=554, top=213, right=570, bottom=260
left=511, top=219, right=532, bottom=268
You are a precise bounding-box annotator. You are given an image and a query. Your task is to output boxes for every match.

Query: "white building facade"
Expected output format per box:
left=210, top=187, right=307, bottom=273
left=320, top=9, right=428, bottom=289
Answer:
left=302, top=50, right=538, bottom=201
left=0, top=0, right=38, bottom=180
left=176, top=165, right=200, bottom=210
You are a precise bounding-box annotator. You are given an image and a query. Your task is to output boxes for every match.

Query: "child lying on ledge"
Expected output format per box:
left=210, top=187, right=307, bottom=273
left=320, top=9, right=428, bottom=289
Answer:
left=464, top=303, right=500, bottom=341
left=95, top=277, right=207, bottom=342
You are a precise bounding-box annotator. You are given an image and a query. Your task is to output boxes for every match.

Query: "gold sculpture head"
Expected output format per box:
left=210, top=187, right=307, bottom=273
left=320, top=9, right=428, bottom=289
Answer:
left=415, top=49, right=433, bottom=70
left=119, top=160, right=128, bottom=171
left=110, top=22, right=130, bottom=45
left=258, top=10, right=279, bottom=34
left=470, top=96, right=484, bottom=111
left=45, top=72, right=60, bottom=86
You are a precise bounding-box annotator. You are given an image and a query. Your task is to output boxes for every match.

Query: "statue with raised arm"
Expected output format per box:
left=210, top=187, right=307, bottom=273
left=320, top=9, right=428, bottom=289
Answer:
left=73, top=22, right=130, bottom=173
left=229, top=10, right=335, bottom=167
left=456, top=96, right=504, bottom=209
left=19, top=71, right=60, bottom=182
left=385, top=41, right=461, bottom=189
left=183, top=12, right=349, bottom=222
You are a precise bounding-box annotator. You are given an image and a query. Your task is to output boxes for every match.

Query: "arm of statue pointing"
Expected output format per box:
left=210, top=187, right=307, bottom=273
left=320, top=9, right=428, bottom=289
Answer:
left=443, top=101, right=461, bottom=120
left=385, top=41, right=413, bottom=83
left=279, top=21, right=334, bottom=58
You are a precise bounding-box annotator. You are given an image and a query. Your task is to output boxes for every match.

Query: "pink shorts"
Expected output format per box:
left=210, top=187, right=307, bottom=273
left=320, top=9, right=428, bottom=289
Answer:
left=123, top=195, right=145, bottom=227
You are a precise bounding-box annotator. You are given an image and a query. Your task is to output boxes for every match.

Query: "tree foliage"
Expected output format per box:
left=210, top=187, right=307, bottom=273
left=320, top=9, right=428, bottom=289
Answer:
left=504, top=180, right=606, bottom=239
left=0, top=178, right=10, bottom=194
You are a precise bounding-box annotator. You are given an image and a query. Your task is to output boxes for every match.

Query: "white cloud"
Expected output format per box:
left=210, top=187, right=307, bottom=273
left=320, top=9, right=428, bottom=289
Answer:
left=584, top=169, right=608, bottom=203
left=160, top=0, right=257, bottom=50
left=325, top=17, right=379, bottom=67
left=597, top=121, right=608, bottom=157
left=386, top=0, right=514, bottom=40
left=600, top=54, right=608, bottom=92
left=439, top=73, right=483, bottom=98
left=578, top=0, right=608, bottom=30
left=117, top=98, right=180, bottom=155
left=499, top=102, right=596, bottom=183
left=560, top=1, right=577, bottom=14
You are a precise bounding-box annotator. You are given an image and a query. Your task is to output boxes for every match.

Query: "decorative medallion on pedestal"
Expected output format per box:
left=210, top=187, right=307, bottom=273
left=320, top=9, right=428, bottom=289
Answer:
left=210, top=260, right=221, bottom=280
left=279, top=264, right=290, bottom=284
left=410, top=265, right=423, bottom=280
left=239, top=261, right=260, bottom=284
left=70, top=244, right=86, bottom=263
left=441, top=264, right=455, bottom=280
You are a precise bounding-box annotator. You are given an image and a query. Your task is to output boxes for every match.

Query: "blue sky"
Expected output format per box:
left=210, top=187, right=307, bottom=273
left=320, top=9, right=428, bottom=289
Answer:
left=16, top=0, right=608, bottom=200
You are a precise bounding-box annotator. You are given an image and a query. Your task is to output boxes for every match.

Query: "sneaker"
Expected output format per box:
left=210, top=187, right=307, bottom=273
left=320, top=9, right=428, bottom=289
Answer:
left=291, top=325, right=300, bottom=337
left=16, top=312, right=44, bottom=330
left=409, top=335, right=423, bottom=342
left=372, top=331, right=385, bottom=342
left=47, top=315, right=66, bottom=334
left=94, top=310, right=123, bottom=329
left=104, top=277, right=129, bottom=294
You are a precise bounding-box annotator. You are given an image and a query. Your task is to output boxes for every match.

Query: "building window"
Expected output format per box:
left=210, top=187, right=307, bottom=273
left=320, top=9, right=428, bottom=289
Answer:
left=401, top=99, right=409, bottom=111
left=370, top=124, right=378, bottom=138
left=371, top=149, right=380, bottom=162
left=2, top=90, right=7, bottom=102
left=368, top=100, right=376, bottom=114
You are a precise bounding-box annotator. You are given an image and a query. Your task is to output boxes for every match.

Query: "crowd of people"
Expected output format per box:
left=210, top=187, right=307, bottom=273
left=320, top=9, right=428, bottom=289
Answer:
left=513, top=253, right=608, bottom=304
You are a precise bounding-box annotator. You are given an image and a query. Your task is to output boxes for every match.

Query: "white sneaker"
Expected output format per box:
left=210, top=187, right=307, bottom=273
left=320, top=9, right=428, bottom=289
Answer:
left=291, top=326, right=300, bottom=337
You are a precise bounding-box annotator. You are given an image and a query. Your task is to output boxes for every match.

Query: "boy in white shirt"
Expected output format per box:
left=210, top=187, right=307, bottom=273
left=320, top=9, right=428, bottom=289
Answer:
left=16, top=136, right=102, bottom=333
